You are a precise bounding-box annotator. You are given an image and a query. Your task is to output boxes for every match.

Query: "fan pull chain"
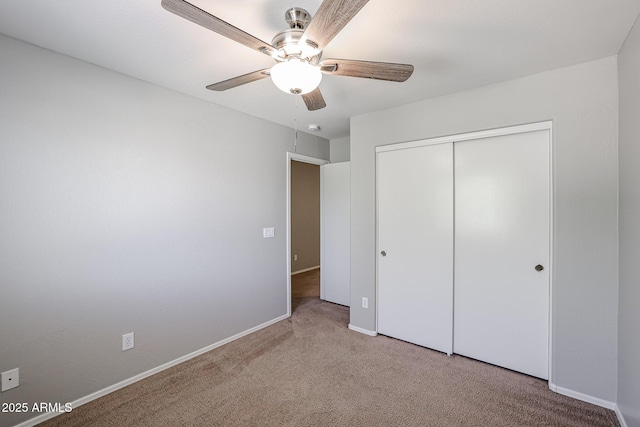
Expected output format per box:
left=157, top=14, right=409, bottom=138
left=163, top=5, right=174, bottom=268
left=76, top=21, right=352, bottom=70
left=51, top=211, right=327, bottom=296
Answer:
left=294, top=95, right=299, bottom=153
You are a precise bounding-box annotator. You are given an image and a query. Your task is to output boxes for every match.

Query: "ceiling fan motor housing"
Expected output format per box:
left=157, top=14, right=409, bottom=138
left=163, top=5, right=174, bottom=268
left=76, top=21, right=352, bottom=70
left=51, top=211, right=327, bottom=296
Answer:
left=271, top=8, right=321, bottom=62
left=272, top=28, right=321, bottom=62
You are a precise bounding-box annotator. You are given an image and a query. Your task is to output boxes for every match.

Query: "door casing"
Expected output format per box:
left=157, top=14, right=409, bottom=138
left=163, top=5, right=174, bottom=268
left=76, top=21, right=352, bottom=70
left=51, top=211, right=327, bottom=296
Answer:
left=286, top=153, right=329, bottom=317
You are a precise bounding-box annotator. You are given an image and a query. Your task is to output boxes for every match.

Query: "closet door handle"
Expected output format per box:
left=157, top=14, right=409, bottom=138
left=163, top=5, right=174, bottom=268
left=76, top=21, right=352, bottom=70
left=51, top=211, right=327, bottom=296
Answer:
left=381, top=251, right=387, bottom=257
left=535, top=264, right=544, bottom=272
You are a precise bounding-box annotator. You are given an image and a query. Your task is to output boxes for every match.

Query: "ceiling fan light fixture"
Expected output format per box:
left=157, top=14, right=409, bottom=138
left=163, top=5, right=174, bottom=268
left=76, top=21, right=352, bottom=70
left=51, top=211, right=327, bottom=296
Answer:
left=270, top=58, right=322, bottom=95
left=163, top=0, right=414, bottom=111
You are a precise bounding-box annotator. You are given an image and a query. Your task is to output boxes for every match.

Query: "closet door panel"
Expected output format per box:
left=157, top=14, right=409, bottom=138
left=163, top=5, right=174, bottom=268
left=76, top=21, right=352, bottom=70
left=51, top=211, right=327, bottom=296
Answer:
left=377, top=143, right=454, bottom=354
left=454, top=130, right=550, bottom=379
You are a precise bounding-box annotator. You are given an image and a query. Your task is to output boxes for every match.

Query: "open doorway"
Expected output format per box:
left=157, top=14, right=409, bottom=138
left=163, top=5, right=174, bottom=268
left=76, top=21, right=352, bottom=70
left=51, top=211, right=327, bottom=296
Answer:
left=286, top=153, right=328, bottom=316
left=291, top=160, right=320, bottom=309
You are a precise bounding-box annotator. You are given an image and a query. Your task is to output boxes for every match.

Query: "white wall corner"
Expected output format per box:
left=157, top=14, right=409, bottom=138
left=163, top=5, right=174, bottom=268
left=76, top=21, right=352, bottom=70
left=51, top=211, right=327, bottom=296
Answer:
left=548, top=382, right=616, bottom=410
left=614, top=405, right=629, bottom=427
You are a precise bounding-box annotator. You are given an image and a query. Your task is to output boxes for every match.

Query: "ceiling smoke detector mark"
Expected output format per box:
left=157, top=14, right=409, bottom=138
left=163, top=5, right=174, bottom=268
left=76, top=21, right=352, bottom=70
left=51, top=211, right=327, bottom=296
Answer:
left=308, top=124, right=321, bottom=131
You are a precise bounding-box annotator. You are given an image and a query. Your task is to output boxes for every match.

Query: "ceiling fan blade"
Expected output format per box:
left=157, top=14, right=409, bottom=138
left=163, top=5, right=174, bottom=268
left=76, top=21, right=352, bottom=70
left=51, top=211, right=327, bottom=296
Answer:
left=302, top=88, right=327, bottom=111
left=206, top=69, right=271, bottom=91
left=320, top=59, right=414, bottom=82
left=161, top=0, right=278, bottom=57
left=300, top=0, right=369, bottom=50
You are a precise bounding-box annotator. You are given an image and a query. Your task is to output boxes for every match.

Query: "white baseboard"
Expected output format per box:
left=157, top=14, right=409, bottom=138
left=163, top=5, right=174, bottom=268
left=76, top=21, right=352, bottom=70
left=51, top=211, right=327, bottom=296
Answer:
left=548, top=382, right=616, bottom=410
left=14, top=313, right=290, bottom=427
left=291, top=265, right=320, bottom=275
left=615, top=404, right=629, bottom=427
left=348, top=324, right=378, bottom=336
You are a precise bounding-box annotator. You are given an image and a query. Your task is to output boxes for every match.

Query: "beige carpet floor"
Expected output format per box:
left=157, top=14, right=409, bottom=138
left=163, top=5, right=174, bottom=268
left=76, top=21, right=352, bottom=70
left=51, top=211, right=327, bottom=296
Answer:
left=40, top=274, right=618, bottom=426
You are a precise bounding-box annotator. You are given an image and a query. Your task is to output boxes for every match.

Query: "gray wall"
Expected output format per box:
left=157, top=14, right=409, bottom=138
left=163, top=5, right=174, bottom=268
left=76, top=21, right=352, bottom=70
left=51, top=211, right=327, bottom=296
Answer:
left=0, top=34, right=328, bottom=426
left=330, top=137, right=350, bottom=163
left=290, top=161, right=320, bottom=272
left=350, top=57, right=619, bottom=402
left=618, top=15, right=640, bottom=427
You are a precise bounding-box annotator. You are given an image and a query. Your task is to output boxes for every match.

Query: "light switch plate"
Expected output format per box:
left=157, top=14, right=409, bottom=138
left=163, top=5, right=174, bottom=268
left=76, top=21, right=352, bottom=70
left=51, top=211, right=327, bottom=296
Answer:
left=1, top=368, right=19, bottom=392
left=263, top=227, right=275, bottom=238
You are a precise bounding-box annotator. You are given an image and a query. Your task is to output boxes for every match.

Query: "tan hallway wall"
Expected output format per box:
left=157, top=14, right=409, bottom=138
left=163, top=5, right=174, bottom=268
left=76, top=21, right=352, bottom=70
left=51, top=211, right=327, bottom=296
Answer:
left=291, top=161, right=320, bottom=273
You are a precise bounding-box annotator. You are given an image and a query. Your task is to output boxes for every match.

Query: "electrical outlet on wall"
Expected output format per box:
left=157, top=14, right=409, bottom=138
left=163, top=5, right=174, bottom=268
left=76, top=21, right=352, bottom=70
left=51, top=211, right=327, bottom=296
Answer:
left=1, top=368, right=19, bottom=392
left=362, top=297, right=369, bottom=309
left=294, top=254, right=298, bottom=261
left=122, top=332, right=134, bottom=351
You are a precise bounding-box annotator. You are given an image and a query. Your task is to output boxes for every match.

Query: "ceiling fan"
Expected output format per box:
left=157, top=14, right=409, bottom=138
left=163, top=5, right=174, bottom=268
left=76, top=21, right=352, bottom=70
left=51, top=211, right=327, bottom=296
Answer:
left=161, top=0, right=414, bottom=111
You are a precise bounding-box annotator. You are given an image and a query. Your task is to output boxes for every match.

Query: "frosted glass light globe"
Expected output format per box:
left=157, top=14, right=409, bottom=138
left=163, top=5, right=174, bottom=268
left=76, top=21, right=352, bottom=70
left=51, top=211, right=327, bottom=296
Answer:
left=270, top=59, right=322, bottom=95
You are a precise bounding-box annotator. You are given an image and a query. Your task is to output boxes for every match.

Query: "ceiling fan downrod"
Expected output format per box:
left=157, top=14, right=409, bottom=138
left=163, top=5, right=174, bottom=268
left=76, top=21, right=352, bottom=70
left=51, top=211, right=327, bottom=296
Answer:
left=285, top=7, right=312, bottom=29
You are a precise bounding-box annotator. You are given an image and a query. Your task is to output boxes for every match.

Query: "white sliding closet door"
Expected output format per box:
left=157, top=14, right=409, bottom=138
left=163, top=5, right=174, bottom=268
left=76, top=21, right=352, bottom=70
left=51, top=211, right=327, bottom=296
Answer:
left=454, top=130, right=550, bottom=379
left=377, top=143, right=454, bottom=354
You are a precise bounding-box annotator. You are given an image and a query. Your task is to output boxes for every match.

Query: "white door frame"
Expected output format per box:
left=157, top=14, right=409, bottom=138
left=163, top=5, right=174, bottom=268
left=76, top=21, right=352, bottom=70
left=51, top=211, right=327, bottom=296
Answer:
left=374, top=121, right=554, bottom=384
left=286, top=152, right=329, bottom=317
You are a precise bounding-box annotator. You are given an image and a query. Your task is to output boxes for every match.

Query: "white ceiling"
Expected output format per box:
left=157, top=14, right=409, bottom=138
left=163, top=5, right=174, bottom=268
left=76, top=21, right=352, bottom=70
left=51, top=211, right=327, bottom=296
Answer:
left=1, top=1, right=639, bottom=140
